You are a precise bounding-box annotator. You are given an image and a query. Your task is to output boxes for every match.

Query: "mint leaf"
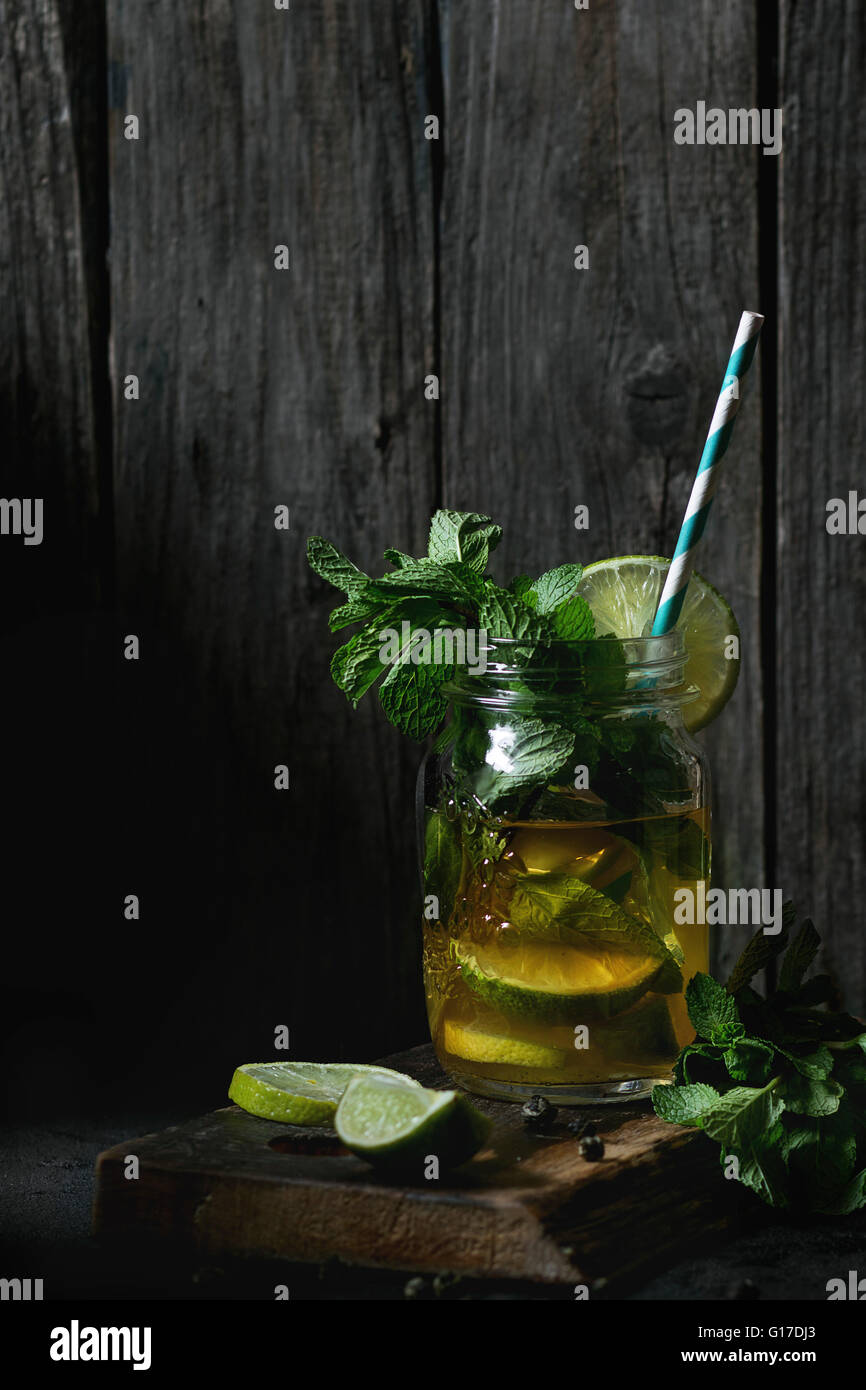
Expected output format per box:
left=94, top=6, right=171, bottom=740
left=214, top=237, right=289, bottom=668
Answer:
left=371, top=560, right=479, bottom=608
left=686, top=973, right=743, bottom=1043
left=782, top=1117, right=857, bottom=1204
left=477, top=588, right=550, bottom=642
left=470, top=716, right=575, bottom=809
left=727, top=1121, right=791, bottom=1208
left=723, top=1039, right=776, bottom=1086
left=508, top=575, right=538, bottom=607
left=817, top=1167, right=866, bottom=1215
left=307, top=536, right=370, bottom=594
left=725, top=903, right=795, bottom=994
left=771, top=1043, right=834, bottom=1080
left=530, top=563, right=584, bottom=614
left=463, top=820, right=508, bottom=873
left=378, top=658, right=450, bottom=739
left=778, top=918, right=820, bottom=994
left=327, top=588, right=389, bottom=631
left=331, top=598, right=451, bottom=707
left=834, top=1037, right=866, bottom=1091
left=551, top=593, right=595, bottom=641
left=677, top=1041, right=730, bottom=1088
left=507, top=872, right=682, bottom=991
left=581, top=634, right=627, bottom=697
left=330, top=606, right=402, bottom=704
left=423, top=809, right=463, bottom=925
left=427, top=510, right=502, bottom=573
left=383, top=547, right=414, bottom=568
left=602, top=870, right=632, bottom=905
left=652, top=1082, right=720, bottom=1126
left=700, top=1082, right=783, bottom=1149
left=780, top=1072, right=843, bottom=1117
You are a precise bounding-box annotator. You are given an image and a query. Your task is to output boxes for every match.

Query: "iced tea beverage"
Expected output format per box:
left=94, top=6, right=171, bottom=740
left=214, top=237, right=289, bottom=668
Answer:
left=420, top=632, right=710, bottom=1103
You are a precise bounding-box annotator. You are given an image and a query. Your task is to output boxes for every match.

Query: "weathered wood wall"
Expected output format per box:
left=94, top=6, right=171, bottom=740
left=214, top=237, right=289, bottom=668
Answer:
left=1, top=0, right=864, bottom=1110
left=438, top=0, right=764, bottom=980
left=777, top=0, right=866, bottom=1005
left=106, top=0, right=438, bottom=1098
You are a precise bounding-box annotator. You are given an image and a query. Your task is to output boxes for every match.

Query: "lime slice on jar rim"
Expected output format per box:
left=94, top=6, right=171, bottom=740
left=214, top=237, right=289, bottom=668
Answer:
left=576, top=555, right=740, bottom=732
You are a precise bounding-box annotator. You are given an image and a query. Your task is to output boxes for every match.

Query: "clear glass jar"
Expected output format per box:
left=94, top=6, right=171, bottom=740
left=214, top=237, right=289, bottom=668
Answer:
left=418, top=631, right=710, bottom=1104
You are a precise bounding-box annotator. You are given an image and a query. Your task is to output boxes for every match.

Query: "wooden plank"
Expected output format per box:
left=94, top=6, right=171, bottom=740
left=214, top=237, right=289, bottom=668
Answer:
left=0, top=1, right=116, bottom=1034
left=438, top=0, right=764, bottom=979
left=0, top=0, right=109, bottom=614
left=94, top=1044, right=744, bottom=1290
left=777, top=2, right=866, bottom=1014
left=106, top=1, right=438, bottom=1077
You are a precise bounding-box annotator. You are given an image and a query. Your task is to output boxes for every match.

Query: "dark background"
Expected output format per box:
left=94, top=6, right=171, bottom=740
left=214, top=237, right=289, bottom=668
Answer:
left=1, top=0, right=864, bottom=1132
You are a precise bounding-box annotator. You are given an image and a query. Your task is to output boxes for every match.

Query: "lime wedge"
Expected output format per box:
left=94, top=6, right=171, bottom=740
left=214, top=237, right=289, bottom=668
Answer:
left=228, top=1061, right=421, bottom=1126
left=443, top=1019, right=566, bottom=1070
left=335, top=1073, right=490, bottom=1171
left=455, top=936, right=660, bottom=1024
left=576, top=555, right=739, bottom=731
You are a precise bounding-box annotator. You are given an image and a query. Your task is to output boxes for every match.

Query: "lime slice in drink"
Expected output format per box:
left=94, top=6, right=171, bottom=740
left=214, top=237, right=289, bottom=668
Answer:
left=228, top=1061, right=421, bottom=1126
left=455, top=937, right=661, bottom=1024
left=576, top=556, right=739, bottom=731
left=443, top=1019, right=566, bottom=1070
left=335, top=1073, right=491, bottom=1172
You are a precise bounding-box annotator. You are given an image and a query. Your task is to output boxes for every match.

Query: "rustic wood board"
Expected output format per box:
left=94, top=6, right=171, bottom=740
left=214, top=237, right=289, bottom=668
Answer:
left=94, top=1045, right=744, bottom=1291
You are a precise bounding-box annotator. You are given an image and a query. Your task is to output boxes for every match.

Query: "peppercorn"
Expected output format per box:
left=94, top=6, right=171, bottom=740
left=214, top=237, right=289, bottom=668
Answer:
left=521, top=1094, right=557, bottom=1127
left=578, top=1134, right=605, bottom=1161
left=567, top=1117, right=597, bottom=1138
left=404, top=1275, right=431, bottom=1300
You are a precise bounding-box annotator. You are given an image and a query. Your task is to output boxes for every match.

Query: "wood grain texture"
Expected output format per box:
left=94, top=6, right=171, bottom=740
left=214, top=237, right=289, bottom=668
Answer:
left=94, top=1044, right=745, bottom=1290
left=438, top=0, right=765, bottom=978
left=777, top=2, right=866, bottom=1012
left=0, top=1, right=117, bottom=1062
left=106, top=0, right=439, bottom=1086
left=0, top=0, right=109, bottom=613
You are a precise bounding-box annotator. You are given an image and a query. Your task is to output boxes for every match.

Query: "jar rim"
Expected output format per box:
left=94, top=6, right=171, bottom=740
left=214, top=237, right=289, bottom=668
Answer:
left=441, top=630, right=697, bottom=712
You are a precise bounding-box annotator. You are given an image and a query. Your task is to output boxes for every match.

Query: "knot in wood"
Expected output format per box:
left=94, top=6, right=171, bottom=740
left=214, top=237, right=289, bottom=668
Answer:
left=622, top=344, right=689, bottom=447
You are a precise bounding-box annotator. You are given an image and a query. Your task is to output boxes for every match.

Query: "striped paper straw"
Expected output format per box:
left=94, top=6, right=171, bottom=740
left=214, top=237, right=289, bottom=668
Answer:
left=651, top=310, right=764, bottom=635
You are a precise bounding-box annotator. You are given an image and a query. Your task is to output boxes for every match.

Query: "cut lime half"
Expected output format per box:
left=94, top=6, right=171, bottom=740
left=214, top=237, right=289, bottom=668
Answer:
left=228, top=1061, right=421, bottom=1126
left=335, top=1073, right=490, bottom=1172
left=576, top=555, right=739, bottom=731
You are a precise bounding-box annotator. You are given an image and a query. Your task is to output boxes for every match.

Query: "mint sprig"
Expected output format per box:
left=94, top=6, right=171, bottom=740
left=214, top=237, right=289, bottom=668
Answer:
left=653, top=904, right=866, bottom=1213
left=306, top=511, right=597, bottom=764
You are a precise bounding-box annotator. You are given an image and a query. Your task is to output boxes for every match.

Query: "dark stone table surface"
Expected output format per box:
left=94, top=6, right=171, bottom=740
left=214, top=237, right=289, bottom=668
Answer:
left=3, top=1114, right=865, bottom=1301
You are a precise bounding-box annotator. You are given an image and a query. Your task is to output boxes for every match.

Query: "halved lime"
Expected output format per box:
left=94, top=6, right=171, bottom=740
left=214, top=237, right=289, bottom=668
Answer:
left=455, top=936, right=661, bottom=1024
left=228, top=1061, right=421, bottom=1126
left=576, top=556, right=739, bottom=731
left=443, top=1019, right=566, bottom=1070
left=335, top=1073, right=490, bottom=1171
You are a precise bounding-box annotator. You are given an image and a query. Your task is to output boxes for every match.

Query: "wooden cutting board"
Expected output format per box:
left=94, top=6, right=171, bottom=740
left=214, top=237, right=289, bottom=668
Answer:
left=93, top=1044, right=745, bottom=1291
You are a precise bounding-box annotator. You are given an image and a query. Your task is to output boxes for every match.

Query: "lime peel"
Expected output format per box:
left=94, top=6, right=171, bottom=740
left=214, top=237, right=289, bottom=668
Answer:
left=576, top=555, right=739, bottom=732
left=228, top=1061, right=421, bottom=1127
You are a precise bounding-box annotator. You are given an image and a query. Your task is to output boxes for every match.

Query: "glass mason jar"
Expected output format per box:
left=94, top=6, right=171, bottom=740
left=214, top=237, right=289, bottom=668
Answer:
left=418, top=631, right=710, bottom=1104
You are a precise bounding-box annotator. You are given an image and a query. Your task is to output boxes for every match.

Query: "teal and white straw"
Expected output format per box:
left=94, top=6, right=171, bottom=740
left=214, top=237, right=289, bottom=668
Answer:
left=651, top=310, right=764, bottom=636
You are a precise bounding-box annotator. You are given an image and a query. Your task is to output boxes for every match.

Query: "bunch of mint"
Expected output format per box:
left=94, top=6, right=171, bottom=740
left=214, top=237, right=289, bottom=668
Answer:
left=653, top=904, right=866, bottom=1213
left=308, top=509, right=704, bottom=824
left=307, top=508, right=594, bottom=741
